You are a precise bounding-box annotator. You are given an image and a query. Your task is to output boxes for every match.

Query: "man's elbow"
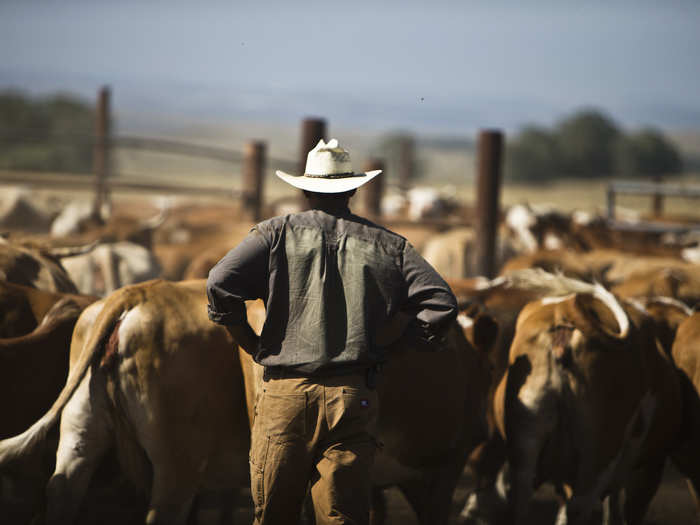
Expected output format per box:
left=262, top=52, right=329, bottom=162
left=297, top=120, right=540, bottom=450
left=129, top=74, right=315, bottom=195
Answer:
left=206, top=274, right=246, bottom=326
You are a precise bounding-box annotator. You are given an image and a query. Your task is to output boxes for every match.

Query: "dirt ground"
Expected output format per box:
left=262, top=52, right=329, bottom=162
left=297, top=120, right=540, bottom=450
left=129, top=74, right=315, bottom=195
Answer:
left=231, top=461, right=700, bottom=524
left=380, top=461, right=699, bottom=525
left=67, top=459, right=697, bottom=524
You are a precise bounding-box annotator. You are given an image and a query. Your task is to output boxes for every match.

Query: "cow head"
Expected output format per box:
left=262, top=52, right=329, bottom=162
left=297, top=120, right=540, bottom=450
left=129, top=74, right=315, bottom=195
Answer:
left=521, top=282, right=628, bottom=340
left=510, top=287, right=633, bottom=388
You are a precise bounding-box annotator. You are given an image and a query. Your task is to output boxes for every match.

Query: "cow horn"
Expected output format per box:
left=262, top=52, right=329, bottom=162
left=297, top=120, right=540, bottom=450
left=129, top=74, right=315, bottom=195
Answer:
left=590, top=283, right=629, bottom=339
left=639, top=296, right=694, bottom=317
left=49, top=240, right=100, bottom=258
left=38, top=298, right=82, bottom=328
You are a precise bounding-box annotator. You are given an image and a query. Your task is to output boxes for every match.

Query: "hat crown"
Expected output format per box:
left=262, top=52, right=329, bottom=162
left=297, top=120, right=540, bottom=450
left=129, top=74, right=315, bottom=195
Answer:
left=275, top=137, right=382, bottom=193
left=305, top=139, right=353, bottom=177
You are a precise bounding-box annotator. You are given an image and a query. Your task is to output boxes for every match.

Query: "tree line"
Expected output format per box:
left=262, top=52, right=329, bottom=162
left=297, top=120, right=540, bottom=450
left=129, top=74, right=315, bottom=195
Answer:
left=0, top=91, right=686, bottom=182
left=0, top=90, right=94, bottom=174
left=505, top=109, right=683, bottom=182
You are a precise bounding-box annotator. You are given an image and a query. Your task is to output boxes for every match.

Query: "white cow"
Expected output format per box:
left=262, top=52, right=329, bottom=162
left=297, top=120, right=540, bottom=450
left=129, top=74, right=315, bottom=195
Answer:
left=61, top=242, right=161, bottom=296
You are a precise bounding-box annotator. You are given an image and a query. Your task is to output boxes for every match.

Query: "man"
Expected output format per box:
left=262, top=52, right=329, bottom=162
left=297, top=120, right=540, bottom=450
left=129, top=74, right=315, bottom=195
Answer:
left=206, top=138, right=457, bottom=524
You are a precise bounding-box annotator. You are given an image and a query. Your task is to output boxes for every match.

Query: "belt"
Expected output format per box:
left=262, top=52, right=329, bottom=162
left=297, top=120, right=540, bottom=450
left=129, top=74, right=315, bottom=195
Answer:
left=262, top=367, right=313, bottom=381
left=262, top=363, right=381, bottom=383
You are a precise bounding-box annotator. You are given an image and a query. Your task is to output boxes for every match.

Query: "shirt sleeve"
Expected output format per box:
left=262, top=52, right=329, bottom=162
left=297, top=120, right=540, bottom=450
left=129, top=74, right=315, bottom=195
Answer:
left=400, top=241, right=458, bottom=334
left=206, top=229, right=269, bottom=325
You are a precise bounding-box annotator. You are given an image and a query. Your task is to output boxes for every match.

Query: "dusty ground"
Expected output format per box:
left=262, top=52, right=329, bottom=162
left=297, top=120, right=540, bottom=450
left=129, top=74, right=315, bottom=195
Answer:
left=65, top=459, right=697, bottom=524
left=378, top=461, right=698, bottom=525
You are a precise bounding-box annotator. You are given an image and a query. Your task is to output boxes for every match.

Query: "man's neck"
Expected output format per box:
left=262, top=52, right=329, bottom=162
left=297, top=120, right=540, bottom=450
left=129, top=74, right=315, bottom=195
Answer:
left=306, top=198, right=351, bottom=215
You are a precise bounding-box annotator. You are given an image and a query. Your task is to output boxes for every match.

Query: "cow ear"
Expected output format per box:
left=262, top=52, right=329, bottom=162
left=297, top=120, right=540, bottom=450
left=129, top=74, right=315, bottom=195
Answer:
left=472, top=313, right=499, bottom=353
left=570, top=293, right=621, bottom=340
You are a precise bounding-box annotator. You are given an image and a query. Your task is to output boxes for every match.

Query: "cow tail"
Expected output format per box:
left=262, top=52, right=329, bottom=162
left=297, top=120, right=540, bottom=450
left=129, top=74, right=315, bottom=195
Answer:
left=0, top=299, right=128, bottom=467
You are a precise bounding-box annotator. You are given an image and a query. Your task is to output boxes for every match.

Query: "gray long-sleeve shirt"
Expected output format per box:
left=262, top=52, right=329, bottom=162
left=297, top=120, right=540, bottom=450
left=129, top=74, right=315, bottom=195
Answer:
left=207, top=207, right=457, bottom=375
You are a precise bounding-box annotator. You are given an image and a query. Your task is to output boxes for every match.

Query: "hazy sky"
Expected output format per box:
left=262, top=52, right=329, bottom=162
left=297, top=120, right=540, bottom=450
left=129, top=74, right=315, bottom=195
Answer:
left=2, top=0, right=699, bottom=133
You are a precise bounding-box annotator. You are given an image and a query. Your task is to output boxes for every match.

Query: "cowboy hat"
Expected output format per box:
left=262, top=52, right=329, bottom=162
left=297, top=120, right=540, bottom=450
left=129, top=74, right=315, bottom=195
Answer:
left=275, top=138, right=382, bottom=193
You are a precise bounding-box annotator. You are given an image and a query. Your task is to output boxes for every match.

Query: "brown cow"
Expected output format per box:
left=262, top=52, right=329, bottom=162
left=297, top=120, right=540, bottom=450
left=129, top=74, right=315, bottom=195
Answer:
left=498, top=249, right=603, bottom=283
left=0, top=296, right=95, bottom=440
left=669, top=313, right=700, bottom=518
left=613, top=266, right=700, bottom=309
left=500, top=247, right=692, bottom=289
left=582, top=249, right=689, bottom=285
left=0, top=294, right=97, bottom=523
left=240, top=299, right=498, bottom=525
left=571, top=215, right=696, bottom=258
left=183, top=245, right=231, bottom=280
left=0, top=280, right=92, bottom=339
left=494, top=281, right=682, bottom=524
left=452, top=270, right=637, bottom=523
left=0, top=280, right=250, bottom=524
left=624, top=296, right=692, bottom=356
left=153, top=207, right=254, bottom=280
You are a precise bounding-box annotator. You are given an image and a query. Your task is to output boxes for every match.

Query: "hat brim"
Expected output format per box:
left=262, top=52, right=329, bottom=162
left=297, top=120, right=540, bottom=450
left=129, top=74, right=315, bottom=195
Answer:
left=275, top=170, right=382, bottom=193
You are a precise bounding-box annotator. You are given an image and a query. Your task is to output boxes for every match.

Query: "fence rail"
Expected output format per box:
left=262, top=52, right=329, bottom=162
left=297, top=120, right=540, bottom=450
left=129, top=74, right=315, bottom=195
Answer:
left=607, top=181, right=700, bottom=220
left=113, top=135, right=297, bottom=173
left=0, top=170, right=244, bottom=197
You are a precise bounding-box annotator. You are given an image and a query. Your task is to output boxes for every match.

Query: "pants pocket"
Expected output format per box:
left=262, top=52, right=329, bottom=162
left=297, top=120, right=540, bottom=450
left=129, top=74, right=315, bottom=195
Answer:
left=341, top=387, right=378, bottom=432
left=260, top=390, right=307, bottom=443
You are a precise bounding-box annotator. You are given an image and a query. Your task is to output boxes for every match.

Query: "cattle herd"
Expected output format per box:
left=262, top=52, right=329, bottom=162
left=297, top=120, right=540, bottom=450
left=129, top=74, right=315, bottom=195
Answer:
left=1, top=188, right=700, bottom=525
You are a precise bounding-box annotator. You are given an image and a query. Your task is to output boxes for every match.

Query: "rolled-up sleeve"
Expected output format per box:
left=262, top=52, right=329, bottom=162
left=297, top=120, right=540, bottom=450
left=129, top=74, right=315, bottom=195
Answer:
left=400, top=241, right=458, bottom=329
left=206, top=229, right=269, bottom=325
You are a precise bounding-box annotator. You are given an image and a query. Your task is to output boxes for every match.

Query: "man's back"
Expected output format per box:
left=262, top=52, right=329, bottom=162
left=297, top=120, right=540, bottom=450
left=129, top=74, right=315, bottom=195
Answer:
left=254, top=208, right=408, bottom=374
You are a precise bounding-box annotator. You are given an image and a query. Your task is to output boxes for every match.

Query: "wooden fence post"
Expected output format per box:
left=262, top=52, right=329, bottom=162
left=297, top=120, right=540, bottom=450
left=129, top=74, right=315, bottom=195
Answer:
left=474, top=130, right=504, bottom=278
left=298, top=118, right=326, bottom=209
left=92, top=86, right=111, bottom=221
left=299, top=118, right=327, bottom=176
left=242, top=141, right=266, bottom=221
left=361, top=159, right=384, bottom=218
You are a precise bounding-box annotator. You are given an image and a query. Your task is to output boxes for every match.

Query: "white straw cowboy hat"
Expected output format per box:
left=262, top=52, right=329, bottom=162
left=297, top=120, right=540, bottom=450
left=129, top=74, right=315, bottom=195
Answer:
left=275, top=138, right=382, bottom=193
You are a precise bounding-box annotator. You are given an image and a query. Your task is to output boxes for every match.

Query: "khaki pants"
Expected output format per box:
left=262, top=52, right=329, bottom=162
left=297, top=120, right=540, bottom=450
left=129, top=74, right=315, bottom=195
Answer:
left=250, top=373, right=378, bottom=525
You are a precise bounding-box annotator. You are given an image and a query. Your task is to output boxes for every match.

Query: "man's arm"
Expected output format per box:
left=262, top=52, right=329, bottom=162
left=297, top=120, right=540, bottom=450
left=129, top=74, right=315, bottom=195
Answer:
left=206, top=229, right=268, bottom=355
left=397, top=241, right=458, bottom=351
left=224, top=323, right=260, bottom=355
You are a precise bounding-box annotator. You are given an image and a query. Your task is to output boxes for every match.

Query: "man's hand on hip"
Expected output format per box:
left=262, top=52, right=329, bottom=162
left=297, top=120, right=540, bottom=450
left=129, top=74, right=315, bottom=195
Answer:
left=225, top=323, right=260, bottom=355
